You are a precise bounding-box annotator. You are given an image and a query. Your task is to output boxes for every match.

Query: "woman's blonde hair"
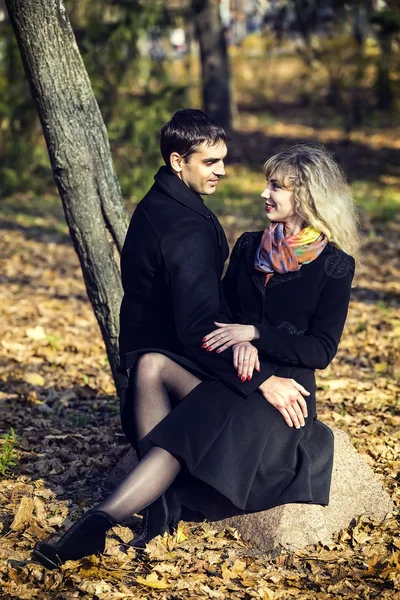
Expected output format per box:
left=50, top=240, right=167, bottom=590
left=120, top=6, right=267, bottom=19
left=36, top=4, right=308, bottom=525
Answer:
left=263, top=144, right=361, bottom=269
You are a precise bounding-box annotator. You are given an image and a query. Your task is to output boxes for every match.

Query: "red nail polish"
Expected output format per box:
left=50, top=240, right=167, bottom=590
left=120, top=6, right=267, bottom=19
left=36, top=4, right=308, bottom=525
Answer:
left=241, top=376, right=246, bottom=382
left=247, top=375, right=251, bottom=380
left=216, top=349, right=221, bottom=353
left=202, top=337, right=206, bottom=342
left=201, top=343, right=207, bottom=348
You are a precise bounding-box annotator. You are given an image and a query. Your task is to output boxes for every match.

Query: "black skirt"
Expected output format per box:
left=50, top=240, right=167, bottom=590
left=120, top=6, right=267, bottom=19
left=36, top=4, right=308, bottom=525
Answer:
left=120, top=351, right=334, bottom=513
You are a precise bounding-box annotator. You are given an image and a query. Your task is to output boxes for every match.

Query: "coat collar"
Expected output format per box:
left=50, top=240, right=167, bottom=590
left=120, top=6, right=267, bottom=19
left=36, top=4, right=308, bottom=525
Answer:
left=154, top=166, right=226, bottom=251
left=154, top=166, right=212, bottom=219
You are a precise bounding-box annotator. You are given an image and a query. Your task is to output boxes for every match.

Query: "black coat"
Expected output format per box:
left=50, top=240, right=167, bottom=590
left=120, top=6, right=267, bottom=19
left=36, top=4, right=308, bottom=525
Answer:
left=146, top=231, right=355, bottom=511
left=119, top=167, right=286, bottom=403
left=224, top=231, right=355, bottom=374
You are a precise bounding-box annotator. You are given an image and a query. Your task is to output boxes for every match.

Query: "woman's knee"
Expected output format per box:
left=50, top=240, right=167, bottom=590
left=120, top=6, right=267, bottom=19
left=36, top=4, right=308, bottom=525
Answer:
left=135, top=352, right=169, bottom=381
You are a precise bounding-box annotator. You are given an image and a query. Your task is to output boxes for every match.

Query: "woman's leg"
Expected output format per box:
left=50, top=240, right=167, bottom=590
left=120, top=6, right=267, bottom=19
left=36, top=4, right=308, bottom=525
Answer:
left=96, top=446, right=179, bottom=522
left=95, top=353, right=202, bottom=522
left=132, top=352, right=202, bottom=445
left=33, top=354, right=202, bottom=568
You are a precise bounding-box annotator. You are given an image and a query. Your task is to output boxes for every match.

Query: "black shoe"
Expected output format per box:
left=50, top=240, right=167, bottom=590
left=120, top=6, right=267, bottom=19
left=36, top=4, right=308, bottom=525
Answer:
left=180, top=505, right=205, bottom=523
left=32, top=510, right=116, bottom=569
left=127, top=490, right=181, bottom=549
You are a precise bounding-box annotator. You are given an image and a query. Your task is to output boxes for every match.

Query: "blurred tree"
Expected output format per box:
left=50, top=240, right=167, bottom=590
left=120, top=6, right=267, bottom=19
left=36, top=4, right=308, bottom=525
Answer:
left=0, top=0, right=187, bottom=197
left=263, top=0, right=388, bottom=132
left=0, top=17, right=47, bottom=192
left=371, top=2, right=400, bottom=110
left=65, top=0, right=186, bottom=197
left=192, top=0, right=233, bottom=131
left=5, top=0, right=128, bottom=390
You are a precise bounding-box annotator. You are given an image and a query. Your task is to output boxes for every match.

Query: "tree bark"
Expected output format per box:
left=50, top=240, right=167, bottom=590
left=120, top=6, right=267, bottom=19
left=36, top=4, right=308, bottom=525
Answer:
left=192, top=0, right=233, bottom=132
left=5, top=0, right=128, bottom=390
left=375, top=33, right=394, bottom=110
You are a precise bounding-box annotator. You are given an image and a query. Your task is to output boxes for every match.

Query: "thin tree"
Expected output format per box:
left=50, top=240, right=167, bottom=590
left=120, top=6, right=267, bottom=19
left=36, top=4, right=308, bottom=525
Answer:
left=5, top=0, right=129, bottom=390
left=192, top=0, right=233, bottom=132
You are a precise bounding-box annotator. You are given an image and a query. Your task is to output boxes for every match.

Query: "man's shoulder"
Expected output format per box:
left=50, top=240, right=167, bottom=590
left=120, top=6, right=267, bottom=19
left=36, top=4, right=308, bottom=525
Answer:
left=143, top=184, right=212, bottom=229
left=137, top=182, right=166, bottom=207
left=138, top=182, right=199, bottom=217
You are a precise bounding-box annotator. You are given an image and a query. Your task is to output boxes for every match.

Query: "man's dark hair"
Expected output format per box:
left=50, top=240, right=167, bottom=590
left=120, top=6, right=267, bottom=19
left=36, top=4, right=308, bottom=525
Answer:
left=160, top=109, right=226, bottom=165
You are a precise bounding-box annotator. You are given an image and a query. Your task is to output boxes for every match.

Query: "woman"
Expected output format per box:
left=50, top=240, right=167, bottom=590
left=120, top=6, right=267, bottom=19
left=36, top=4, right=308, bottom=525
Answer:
left=33, top=144, right=360, bottom=569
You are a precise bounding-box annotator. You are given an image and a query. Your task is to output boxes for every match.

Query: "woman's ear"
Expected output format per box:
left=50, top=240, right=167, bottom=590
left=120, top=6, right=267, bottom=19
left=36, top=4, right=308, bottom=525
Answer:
left=170, top=152, right=183, bottom=174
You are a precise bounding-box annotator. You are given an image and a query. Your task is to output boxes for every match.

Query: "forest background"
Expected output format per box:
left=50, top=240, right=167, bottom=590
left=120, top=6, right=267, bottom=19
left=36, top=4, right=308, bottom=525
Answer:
left=0, top=1, right=399, bottom=598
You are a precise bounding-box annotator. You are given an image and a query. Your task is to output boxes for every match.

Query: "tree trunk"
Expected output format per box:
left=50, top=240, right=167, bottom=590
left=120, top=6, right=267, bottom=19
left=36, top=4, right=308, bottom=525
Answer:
left=192, top=0, right=233, bottom=132
left=5, top=0, right=128, bottom=390
left=375, top=33, right=394, bottom=110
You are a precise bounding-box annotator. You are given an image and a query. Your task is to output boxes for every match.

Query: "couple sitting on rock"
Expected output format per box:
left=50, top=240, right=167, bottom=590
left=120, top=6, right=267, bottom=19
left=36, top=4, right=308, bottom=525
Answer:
left=33, top=108, right=360, bottom=569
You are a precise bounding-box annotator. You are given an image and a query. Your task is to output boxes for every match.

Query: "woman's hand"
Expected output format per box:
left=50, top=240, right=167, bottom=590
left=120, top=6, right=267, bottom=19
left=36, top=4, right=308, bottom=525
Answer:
left=233, top=342, right=260, bottom=381
left=202, top=322, right=259, bottom=353
left=258, top=376, right=309, bottom=429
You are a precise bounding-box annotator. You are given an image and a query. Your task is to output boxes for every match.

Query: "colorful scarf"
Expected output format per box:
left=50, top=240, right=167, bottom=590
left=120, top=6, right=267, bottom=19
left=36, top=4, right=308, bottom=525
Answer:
left=254, top=222, right=327, bottom=285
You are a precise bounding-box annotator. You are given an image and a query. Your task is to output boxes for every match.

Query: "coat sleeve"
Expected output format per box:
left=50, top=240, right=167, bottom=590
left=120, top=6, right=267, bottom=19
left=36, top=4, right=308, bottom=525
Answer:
left=221, top=235, right=243, bottom=321
left=160, top=218, right=284, bottom=396
left=253, top=255, right=355, bottom=370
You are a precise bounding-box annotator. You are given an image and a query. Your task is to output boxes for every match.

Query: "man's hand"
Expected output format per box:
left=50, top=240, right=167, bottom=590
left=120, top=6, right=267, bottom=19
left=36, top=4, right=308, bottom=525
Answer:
left=232, top=342, right=260, bottom=381
left=259, top=376, right=309, bottom=429
left=202, top=322, right=259, bottom=352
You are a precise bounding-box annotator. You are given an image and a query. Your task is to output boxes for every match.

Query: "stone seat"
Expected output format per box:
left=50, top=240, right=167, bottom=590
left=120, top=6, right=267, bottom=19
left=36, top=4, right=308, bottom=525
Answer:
left=108, top=428, right=394, bottom=555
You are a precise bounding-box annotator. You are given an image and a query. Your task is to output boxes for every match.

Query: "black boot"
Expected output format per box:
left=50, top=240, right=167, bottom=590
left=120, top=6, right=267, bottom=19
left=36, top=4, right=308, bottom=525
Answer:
left=32, top=510, right=117, bottom=569
left=127, top=490, right=181, bottom=549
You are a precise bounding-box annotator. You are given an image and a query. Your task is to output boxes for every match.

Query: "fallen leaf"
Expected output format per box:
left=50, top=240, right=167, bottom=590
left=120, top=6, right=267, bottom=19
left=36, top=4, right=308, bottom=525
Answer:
left=10, top=496, right=35, bottom=531
left=24, top=372, right=45, bottom=387
left=26, top=325, right=47, bottom=341
left=136, top=572, right=171, bottom=589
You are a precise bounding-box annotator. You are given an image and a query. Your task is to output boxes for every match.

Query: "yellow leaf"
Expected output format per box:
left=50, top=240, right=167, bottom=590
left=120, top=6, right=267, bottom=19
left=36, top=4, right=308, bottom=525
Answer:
left=136, top=572, right=171, bottom=589
left=374, top=361, right=388, bottom=373
left=26, top=325, right=47, bottom=340
left=232, top=559, right=247, bottom=576
left=259, top=587, right=276, bottom=600
left=241, top=576, right=257, bottom=587
left=176, top=522, right=188, bottom=543
left=10, top=497, right=34, bottom=531
left=24, top=372, right=45, bottom=386
left=200, top=585, right=226, bottom=598
left=78, top=580, right=112, bottom=595
left=325, top=378, right=350, bottom=390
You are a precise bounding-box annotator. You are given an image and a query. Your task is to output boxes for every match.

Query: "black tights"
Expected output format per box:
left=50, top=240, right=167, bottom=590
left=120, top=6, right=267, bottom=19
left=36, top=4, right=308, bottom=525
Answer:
left=96, top=353, right=201, bottom=522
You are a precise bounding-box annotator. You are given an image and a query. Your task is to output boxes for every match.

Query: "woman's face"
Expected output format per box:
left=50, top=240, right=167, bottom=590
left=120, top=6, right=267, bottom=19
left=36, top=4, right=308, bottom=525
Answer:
left=261, top=173, right=304, bottom=233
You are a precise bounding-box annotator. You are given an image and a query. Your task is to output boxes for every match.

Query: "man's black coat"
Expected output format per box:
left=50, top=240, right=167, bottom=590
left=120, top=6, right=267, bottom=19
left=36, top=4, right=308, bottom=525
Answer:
left=119, top=166, right=283, bottom=401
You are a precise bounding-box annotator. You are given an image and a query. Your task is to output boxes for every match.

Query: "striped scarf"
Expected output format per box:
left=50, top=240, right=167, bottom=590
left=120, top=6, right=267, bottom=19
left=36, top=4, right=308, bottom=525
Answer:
left=254, top=222, right=327, bottom=285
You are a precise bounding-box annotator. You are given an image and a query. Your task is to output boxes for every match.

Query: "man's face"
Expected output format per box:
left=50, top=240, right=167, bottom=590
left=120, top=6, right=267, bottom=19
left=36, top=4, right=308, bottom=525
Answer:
left=175, top=140, right=227, bottom=195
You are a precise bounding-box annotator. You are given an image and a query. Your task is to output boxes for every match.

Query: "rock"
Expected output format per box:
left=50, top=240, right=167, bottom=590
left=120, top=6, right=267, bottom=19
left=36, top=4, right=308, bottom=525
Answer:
left=107, top=428, right=394, bottom=555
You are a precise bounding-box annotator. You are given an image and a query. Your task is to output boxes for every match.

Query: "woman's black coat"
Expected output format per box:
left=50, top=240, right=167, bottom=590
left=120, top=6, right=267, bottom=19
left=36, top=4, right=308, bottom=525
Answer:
left=223, top=231, right=355, bottom=374
left=145, top=230, right=355, bottom=512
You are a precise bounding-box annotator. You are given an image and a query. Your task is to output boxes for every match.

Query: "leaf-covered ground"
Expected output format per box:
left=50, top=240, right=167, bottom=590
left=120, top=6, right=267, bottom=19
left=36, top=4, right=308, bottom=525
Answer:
left=0, top=178, right=399, bottom=598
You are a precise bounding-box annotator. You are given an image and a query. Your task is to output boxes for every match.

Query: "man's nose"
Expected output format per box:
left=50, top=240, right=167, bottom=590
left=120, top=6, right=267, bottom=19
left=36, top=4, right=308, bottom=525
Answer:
left=214, top=162, right=225, bottom=176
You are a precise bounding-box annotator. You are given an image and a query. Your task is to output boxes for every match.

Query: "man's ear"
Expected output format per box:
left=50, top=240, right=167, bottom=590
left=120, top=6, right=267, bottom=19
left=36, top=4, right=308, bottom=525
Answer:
left=170, top=152, right=183, bottom=173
